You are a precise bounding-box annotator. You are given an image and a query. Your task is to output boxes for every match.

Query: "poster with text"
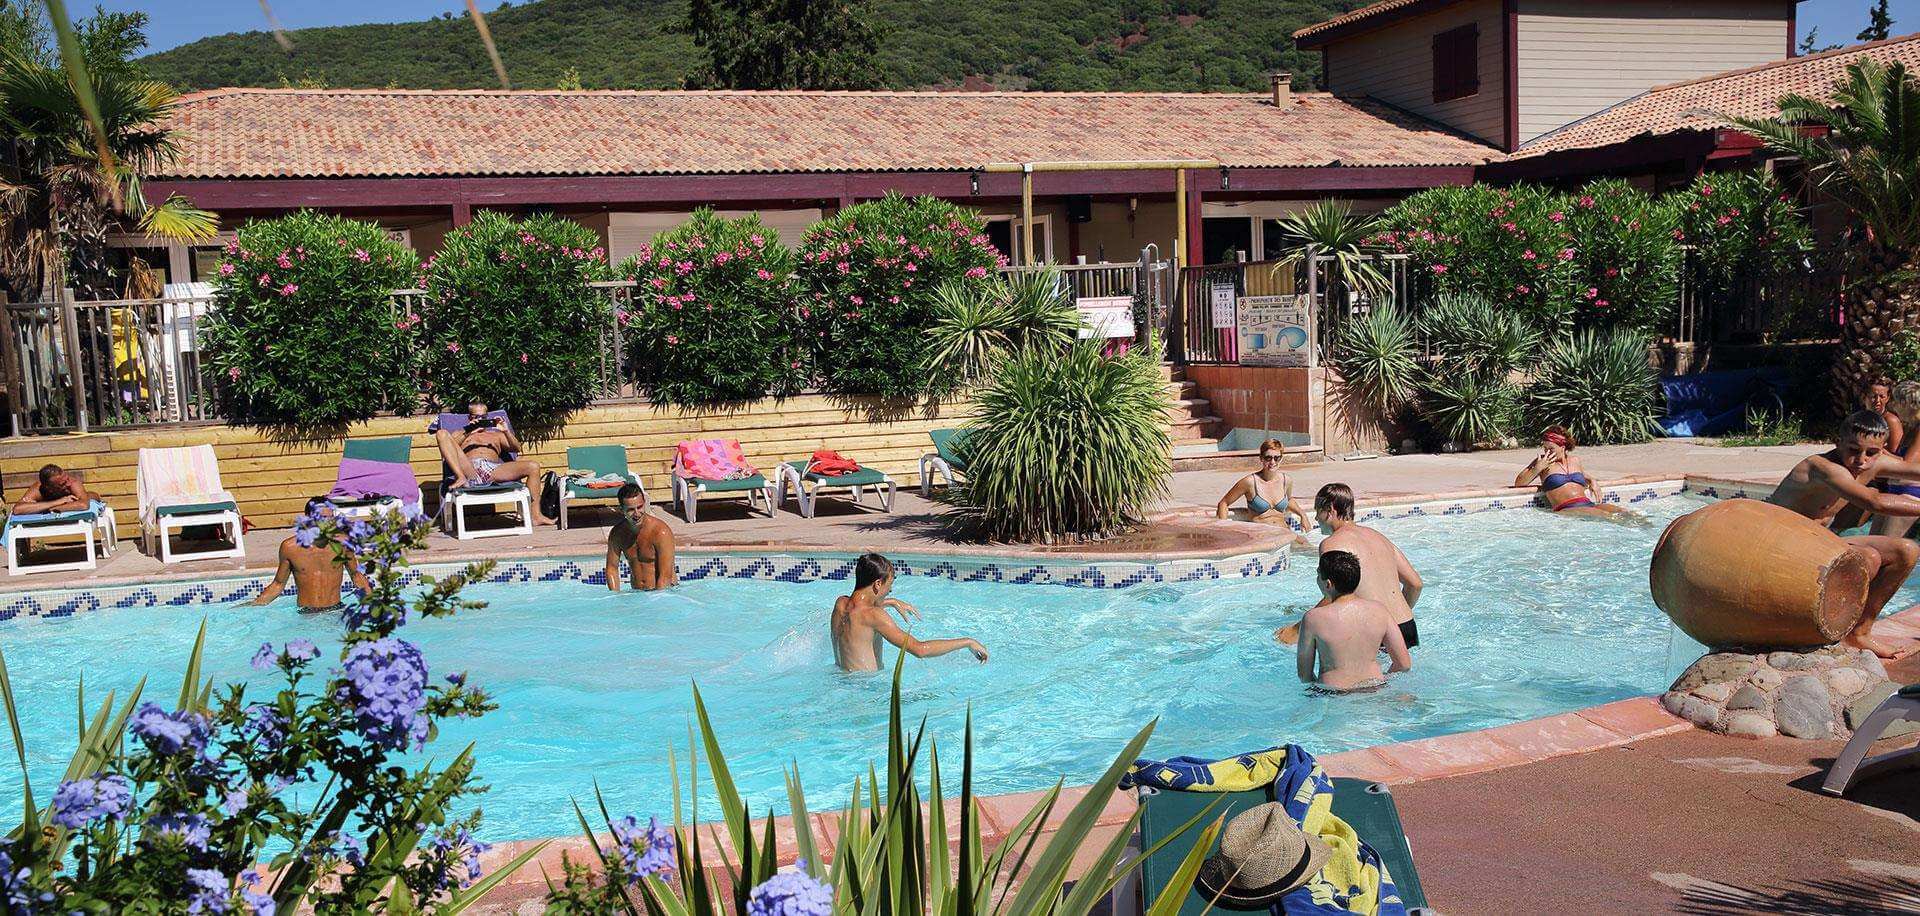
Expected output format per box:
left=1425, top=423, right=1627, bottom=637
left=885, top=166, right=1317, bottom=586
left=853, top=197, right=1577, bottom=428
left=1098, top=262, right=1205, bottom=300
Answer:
left=1236, top=294, right=1313, bottom=367
left=1209, top=281, right=1237, bottom=328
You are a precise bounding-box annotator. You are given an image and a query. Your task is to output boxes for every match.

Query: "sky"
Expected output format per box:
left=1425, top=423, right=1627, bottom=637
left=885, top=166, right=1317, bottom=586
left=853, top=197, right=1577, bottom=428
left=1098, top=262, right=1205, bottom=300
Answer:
left=98, top=0, right=1920, bottom=55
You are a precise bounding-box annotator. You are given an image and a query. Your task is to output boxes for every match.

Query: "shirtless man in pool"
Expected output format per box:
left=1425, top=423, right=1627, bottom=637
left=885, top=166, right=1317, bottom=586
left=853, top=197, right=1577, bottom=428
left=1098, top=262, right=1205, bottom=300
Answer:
left=248, top=498, right=372, bottom=614
left=1276, top=483, right=1423, bottom=649
left=830, top=553, right=988, bottom=673
left=605, top=484, right=676, bottom=591
left=434, top=400, right=555, bottom=526
left=1296, top=550, right=1411, bottom=692
left=1768, top=409, right=1920, bottom=658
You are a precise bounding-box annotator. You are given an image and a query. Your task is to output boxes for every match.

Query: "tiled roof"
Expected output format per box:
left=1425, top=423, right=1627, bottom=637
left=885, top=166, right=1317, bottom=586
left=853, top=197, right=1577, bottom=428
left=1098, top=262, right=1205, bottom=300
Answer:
left=1516, top=32, right=1920, bottom=157
left=156, top=88, right=1498, bottom=179
left=1294, top=0, right=1450, bottom=43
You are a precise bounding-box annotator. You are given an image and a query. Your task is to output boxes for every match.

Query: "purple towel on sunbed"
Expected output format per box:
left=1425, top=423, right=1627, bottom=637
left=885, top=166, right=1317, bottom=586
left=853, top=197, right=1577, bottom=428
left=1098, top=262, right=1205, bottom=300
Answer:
left=428, top=411, right=518, bottom=462
left=329, top=458, right=421, bottom=508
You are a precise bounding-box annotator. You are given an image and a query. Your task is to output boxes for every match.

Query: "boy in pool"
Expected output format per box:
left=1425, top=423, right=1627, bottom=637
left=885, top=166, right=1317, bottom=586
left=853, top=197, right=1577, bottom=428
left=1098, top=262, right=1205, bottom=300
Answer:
left=248, top=497, right=372, bottom=614
left=1296, top=550, right=1411, bottom=692
left=831, top=553, right=988, bottom=672
left=1767, top=410, right=1920, bottom=658
left=604, top=483, right=676, bottom=591
left=1276, top=483, right=1423, bottom=649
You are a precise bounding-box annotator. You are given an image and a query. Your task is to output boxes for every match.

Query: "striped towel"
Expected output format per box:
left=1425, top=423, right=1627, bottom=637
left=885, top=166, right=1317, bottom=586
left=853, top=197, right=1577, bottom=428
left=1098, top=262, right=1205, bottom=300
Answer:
left=137, top=444, right=237, bottom=527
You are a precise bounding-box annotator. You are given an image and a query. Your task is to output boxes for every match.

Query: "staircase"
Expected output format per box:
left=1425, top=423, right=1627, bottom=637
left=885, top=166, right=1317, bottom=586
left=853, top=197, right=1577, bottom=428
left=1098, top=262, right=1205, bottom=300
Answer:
left=1162, top=363, right=1223, bottom=449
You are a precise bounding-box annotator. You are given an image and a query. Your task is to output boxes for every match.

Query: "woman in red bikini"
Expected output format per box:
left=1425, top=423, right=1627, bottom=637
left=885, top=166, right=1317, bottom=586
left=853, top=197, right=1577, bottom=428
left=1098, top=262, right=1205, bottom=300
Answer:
left=1513, top=427, right=1632, bottom=517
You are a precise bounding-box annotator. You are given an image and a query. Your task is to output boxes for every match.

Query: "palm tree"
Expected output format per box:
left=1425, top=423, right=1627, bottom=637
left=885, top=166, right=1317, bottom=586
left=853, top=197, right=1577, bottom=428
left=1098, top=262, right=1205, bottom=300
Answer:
left=0, top=47, right=215, bottom=302
left=1266, top=200, right=1391, bottom=299
left=1729, top=58, right=1920, bottom=409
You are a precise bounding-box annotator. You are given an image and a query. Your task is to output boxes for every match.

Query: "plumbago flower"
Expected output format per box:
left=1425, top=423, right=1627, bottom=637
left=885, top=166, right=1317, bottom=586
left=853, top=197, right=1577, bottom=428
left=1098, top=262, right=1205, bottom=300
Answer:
left=0, top=507, right=510, bottom=912
left=747, top=865, right=834, bottom=916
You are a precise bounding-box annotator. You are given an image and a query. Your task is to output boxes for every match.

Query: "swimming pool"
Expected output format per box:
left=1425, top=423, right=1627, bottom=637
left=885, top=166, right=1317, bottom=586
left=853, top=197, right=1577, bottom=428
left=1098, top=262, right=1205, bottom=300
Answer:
left=0, top=492, right=1822, bottom=841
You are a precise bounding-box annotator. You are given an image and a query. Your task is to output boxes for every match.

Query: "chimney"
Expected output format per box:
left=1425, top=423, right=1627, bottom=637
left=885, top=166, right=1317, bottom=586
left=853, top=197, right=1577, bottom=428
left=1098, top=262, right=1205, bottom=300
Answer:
left=1269, top=71, right=1292, bottom=109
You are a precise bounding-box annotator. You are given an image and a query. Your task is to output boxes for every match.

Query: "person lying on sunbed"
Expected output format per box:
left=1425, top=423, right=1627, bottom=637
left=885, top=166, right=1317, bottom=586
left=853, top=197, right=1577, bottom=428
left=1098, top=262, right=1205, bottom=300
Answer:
left=434, top=399, right=556, bottom=526
left=13, top=464, right=91, bottom=514
left=249, top=497, right=373, bottom=615
left=831, top=553, right=987, bottom=673
left=1296, top=550, right=1411, bottom=693
left=606, top=483, right=676, bottom=591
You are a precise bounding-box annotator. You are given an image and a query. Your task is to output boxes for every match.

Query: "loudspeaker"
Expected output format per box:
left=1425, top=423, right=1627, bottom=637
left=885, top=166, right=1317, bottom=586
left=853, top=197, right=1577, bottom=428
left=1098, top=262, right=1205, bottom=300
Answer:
left=1066, top=195, right=1093, bottom=223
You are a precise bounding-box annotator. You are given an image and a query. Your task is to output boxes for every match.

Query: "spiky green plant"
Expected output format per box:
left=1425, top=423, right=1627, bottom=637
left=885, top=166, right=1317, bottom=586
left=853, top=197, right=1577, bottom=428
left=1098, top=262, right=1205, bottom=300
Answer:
left=998, top=265, right=1083, bottom=352
left=1417, top=293, right=1541, bottom=380
left=923, top=268, right=1083, bottom=392
left=958, top=340, right=1172, bottom=543
left=552, top=655, right=1219, bottom=914
left=1266, top=200, right=1388, bottom=298
left=1419, top=370, right=1524, bottom=447
left=1526, top=328, right=1660, bottom=445
left=1331, top=304, right=1421, bottom=414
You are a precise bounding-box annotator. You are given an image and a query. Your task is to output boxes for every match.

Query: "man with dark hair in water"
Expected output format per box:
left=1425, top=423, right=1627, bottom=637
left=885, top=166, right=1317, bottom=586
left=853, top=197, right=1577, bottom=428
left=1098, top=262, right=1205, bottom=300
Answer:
left=830, top=553, right=988, bottom=672
left=1768, top=409, right=1920, bottom=658
left=1297, top=549, right=1411, bottom=692
left=1277, top=483, right=1423, bottom=650
left=249, top=497, right=371, bottom=614
left=605, top=483, right=676, bottom=592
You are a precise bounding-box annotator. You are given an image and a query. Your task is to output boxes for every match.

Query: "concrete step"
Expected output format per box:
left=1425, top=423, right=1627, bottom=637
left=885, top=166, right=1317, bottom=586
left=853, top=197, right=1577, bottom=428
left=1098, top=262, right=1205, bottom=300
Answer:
left=1169, top=416, right=1220, bottom=441
left=1165, top=398, right=1214, bottom=420
left=1171, top=444, right=1324, bottom=472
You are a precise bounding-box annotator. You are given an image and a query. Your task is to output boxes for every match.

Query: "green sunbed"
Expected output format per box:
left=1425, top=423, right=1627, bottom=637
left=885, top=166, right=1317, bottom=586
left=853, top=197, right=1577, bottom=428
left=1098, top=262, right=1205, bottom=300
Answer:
left=1135, top=779, right=1430, bottom=915
left=778, top=459, right=895, bottom=518
left=918, top=427, right=972, bottom=496
left=559, top=444, right=647, bottom=529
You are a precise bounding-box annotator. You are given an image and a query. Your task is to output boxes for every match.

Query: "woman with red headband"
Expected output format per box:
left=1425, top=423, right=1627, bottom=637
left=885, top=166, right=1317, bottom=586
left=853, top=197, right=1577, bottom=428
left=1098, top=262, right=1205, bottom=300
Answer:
left=1514, top=427, right=1629, bottom=516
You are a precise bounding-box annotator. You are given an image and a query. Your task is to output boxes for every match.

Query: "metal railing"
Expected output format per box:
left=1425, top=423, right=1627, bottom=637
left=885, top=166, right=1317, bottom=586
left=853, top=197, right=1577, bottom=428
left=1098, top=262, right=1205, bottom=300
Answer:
left=1168, top=251, right=1412, bottom=365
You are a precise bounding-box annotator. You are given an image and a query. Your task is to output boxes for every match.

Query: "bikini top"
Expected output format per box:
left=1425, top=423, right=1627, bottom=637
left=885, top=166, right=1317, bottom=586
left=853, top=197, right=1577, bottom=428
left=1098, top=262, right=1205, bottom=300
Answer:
left=1542, top=470, right=1589, bottom=490
left=1245, top=475, right=1287, bottom=514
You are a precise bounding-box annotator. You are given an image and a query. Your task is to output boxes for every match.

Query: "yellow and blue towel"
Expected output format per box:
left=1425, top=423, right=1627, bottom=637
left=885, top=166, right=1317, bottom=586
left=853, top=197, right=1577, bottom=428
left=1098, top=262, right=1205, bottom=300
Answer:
left=1122, top=744, right=1407, bottom=916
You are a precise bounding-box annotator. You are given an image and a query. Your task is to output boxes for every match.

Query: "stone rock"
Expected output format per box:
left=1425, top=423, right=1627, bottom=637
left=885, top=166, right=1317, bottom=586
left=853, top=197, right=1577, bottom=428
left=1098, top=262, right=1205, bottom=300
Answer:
left=1724, top=712, right=1779, bottom=739
left=1727, top=685, right=1770, bottom=711
left=1691, top=682, right=1734, bottom=704
left=1823, top=667, right=1872, bottom=700
left=1671, top=653, right=1758, bottom=693
left=1767, top=651, right=1826, bottom=672
left=1775, top=676, right=1836, bottom=739
left=1846, top=682, right=1920, bottom=740
left=1857, top=652, right=1890, bottom=681
left=1662, top=691, right=1723, bottom=730
left=1750, top=668, right=1784, bottom=692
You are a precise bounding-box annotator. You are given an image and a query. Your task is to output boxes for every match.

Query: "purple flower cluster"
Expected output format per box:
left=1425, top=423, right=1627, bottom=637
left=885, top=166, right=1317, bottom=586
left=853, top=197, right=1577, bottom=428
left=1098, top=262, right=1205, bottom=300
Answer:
left=0, top=842, right=53, bottom=912
left=240, top=704, right=287, bottom=753
left=50, top=773, right=132, bottom=829
left=239, top=870, right=275, bottom=915
left=130, top=702, right=211, bottom=757
left=422, top=826, right=491, bottom=892
left=746, top=865, right=833, bottom=916
left=609, top=815, right=675, bottom=882
left=336, top=638, right=430, bottom=750
left=146, top=812, right=212, bottom=852
left=186, top=868, right=229, bottom=914
left=251, top=639, right=320, bottom=671
left=307, top=832, right=366, bottom=868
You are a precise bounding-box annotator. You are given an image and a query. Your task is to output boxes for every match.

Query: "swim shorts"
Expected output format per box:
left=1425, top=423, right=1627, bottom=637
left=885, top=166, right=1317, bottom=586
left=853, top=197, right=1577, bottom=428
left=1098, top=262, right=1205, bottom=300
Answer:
left=1398, top=618, right=1420, bottom=649
left=298, top=602, right=344, bottom=615
left=470, top=458, right=501, bottom=485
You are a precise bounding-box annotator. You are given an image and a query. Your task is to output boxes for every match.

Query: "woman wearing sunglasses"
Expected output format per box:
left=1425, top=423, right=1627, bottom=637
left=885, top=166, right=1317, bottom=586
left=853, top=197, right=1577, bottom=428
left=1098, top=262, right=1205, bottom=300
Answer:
left=1215, top=439, right=1310, bottom=541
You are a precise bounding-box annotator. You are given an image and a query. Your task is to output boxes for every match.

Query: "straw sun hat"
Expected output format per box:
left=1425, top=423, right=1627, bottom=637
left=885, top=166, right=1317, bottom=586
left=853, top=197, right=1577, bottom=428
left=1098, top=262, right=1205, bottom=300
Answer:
left=1194, top=802, right=1332, bottom=909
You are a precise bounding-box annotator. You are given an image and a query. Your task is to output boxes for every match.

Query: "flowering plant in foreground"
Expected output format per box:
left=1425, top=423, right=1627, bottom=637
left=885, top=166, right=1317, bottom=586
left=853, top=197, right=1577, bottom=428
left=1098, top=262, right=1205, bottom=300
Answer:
left=0, top=507, right=545, bottom=913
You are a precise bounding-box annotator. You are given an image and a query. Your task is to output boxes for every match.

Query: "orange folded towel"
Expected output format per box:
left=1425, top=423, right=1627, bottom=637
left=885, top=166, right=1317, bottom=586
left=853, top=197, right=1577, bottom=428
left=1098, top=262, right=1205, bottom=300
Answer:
left=808, top=449, right=862, bottom=477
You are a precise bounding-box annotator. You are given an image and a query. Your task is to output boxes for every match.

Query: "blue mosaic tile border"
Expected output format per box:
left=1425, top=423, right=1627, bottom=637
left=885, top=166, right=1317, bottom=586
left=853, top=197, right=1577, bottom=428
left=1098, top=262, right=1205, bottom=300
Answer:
left=0, top=549, right=1292, bottom=623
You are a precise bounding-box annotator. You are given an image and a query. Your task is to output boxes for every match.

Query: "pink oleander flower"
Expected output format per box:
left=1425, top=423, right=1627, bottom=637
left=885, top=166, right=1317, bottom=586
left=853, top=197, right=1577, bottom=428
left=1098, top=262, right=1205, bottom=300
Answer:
left=650, top=277, right=668, bottom=289
left=676, top=261, right=694, bottom=275
left=904, top=262, right=918, bottom=272
left=1521, top=249, right=1536, bottom=260
left=666, top=335, right=679, bottom=345
left=756, top=269, right=773, bottom=280
left=1579, top=195, right=1595, bottom=208
left=276, top=254, right=294, bottom=269
left=1429, top=263, right=1448, bottom=274
left=520, top=353, right=529, bottom=364
left=964, top=266, right=988, bottom=279
left=353, top=248, right=370, bottom=262
left=219, top=262, right=236, bottom=276
left=849, top=295, right=863, bottom=305
left=1549, top=212, right=1565, bottom=223
left=1557, top=248, right=1575, bottom=261
left=228, top=367, right=241, bottom=380
left=1672, top=229, right=1686, bottom=240
left=750, top=234, right=765, bottom=246
left=1604, top=267, right=1619, bottom=278
left=1716, top=215, right=1733, bottom=226
left=1501, top=222, right=1516, bottom=232
left=1515, top=284, right=1530, bottom=294
left=836, top=262, right=850, bottom=274
left=715, top=251, right=733, bottom=264
left=447, top=341, right=461, bottom=353
left=1595, top=299, right=1609, bottom=308
left=1700, top=185, right=1713, bottom=197
left=279, top=283, right=299, bottom=296
left=1585, top=287, right=1598, bottom=299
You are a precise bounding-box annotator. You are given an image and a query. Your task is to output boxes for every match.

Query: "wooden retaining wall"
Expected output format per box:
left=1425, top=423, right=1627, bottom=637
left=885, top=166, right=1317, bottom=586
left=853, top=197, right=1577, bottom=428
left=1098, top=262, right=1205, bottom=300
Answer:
left=0, top=397, right=968, bottom=529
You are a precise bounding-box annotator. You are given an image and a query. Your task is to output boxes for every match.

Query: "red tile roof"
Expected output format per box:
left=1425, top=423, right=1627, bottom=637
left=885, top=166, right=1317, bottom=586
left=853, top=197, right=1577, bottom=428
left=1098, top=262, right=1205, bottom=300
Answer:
left=1515, top=32, right=1920, bottom=157
left=1294, top=0, right=1456, bottom=44
left=156, top=88, right=1498, bottom=179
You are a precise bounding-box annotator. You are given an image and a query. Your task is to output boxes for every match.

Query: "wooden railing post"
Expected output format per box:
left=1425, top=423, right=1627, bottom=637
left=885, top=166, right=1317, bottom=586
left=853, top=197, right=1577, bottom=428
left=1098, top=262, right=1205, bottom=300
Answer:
left=0, top=294, right=18, bottom=438
left=60, top=287, right=88, bottom=433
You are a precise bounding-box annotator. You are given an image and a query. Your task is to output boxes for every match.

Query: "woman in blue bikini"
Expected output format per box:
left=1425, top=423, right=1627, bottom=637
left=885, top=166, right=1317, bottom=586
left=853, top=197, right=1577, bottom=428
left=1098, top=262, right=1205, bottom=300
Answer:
left=1514, top=427, right=1631, bottom=517
left=1215, top=439, right=1310, bottom=542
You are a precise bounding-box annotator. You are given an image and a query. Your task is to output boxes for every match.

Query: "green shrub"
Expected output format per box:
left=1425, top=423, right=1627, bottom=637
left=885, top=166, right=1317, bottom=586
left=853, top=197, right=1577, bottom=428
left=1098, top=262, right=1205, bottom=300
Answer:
left=418, top=212, right=610, bottom=426
left=1416, top=292, right=1539, bottom=378
left=1527, top=328, right=1661, bottom=444
left=797, top=193, right=1003, bottom=397
left=922, top=267, right=1080, bottom=390
left=1717, top=409, right=1808, bottom=447
left=1331, top=304, right=1422, bottom=413
left=619, top=209, right=802, bottom=406
left=1374, top=184, right=1582, bottom=332
left=1562, top=179, right=1682, bottom=335
left=1267, top=200, right=1388, bottom=297
left=1672, top=171, right=1814, bottom=315
left=1420, top=370, right=1524, bottom=447
left=202, top=211, right=419, bottom=430
left=959, top=341, right=1171, bottom=542
left=1886, top=327, right=1920, bottom=382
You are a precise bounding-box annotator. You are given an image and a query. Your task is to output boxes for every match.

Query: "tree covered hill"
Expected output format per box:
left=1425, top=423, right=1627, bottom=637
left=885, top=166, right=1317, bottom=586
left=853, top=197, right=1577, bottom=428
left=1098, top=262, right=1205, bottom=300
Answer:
left=140, top=0, right=1354, bottom=93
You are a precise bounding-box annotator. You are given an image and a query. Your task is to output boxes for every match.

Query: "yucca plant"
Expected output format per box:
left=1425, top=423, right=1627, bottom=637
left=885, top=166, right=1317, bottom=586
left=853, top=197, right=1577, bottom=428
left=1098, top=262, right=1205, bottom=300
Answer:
left=551, top=656, right=1219, bottom=914
left=1526, top=328, right=1660, bottom=445
left=1266, top=200, right=1389, bottom=299
left=957, top=340, right=1173, bottom=543
left=1000, top=265, right=1083, bottom=352
left=1419, top=370, right=1524, bottom=447
left=1330, top=304, right=1421, bottom=414
left=1416, top=293, right=1540, bottom=380
left=923, top=268, right=1083, bottom=392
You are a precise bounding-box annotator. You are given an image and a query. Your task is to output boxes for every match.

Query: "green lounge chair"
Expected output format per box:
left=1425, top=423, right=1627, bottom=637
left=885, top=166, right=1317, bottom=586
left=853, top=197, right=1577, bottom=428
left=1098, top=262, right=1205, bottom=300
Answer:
left=559, top=444, right=647, bottom=529
left=918, top=427, right=971, bottom=497
left=1822, top=682, right=1920, bottom=796
left=670, top=439, right=776, bottom=523
left=777, top=457, right=895, bottom=518
left=1135, top=779, right=1431, bottom=915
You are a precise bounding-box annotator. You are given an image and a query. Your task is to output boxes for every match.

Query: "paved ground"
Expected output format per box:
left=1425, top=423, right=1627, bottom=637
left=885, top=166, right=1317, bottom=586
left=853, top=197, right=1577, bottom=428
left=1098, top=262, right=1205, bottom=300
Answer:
left=1393, top=726, right=1920, bottom=914
left=4, top=438, right=1821, bottom=590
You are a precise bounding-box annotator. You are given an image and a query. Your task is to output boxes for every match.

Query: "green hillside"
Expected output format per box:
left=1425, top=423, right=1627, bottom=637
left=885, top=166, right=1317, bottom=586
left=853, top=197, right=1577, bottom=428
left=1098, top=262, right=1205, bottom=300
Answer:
left=140, top=0, right=1354, bottom=93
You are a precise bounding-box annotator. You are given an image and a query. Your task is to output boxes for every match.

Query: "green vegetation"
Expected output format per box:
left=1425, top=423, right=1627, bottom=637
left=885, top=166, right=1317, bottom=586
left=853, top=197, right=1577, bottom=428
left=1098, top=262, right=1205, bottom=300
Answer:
left=139, top=0, right=1342, bottom=92
left=1329, top=304, right=1421, bottom=416
left=685, top=0, right=882, bottom=89
left=1716, top=409, right=1808, bottom=447
left=923, top=266, right=1082, bottom=392
left=1526, top=328, right=1661, bottom=445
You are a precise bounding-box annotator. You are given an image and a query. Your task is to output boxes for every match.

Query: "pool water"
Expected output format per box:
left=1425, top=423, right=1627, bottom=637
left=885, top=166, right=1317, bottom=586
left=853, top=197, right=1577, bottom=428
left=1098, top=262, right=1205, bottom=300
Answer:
left=0, top=494, right=1862, bottom=841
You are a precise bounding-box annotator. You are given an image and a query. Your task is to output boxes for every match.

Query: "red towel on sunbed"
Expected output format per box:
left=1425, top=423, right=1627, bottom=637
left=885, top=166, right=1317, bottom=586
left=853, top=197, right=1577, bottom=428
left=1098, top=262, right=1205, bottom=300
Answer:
left=807, top=449, right=861, bottom=477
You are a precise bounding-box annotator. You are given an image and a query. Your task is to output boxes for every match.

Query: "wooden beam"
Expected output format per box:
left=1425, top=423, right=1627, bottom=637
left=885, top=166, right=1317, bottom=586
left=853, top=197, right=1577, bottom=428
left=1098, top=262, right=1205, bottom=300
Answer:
left=452, top=201, right=472, bottom=226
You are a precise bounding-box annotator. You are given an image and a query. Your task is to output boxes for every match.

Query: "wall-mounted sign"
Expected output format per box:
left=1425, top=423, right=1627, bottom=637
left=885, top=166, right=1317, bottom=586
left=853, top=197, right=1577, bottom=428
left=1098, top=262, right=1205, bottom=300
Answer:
left=1075, top=295, right=1135, bottom=339
left=1209, top=281, right=1237, bottom=328
left=1236, top=294, right=1314, bottom=367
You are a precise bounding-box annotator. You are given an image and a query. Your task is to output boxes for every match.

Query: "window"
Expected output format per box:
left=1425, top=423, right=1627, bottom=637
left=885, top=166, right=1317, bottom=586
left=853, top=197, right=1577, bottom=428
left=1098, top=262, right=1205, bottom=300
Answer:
left=1432, top=23, right=1479, bottom=102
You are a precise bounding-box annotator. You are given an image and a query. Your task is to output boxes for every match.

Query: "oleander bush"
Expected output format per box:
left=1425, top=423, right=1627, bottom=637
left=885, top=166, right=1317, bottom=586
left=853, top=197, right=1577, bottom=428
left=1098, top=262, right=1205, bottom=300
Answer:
left=1561, top=179, right=1683, bottom=335
left=619, top=210, right=803, bottom=406
left=1373, top=183, right=1582, bottom=332
left=1527, top=328, right=1661, bottom=444
left=796, top=193, right=1004, bottom=397
left=420, top=212, right=611, bottom=426
left=957, top=340, right=1171, bottom=543
left=0, top=508, right=542, bottom=912
left=202, top=211, right=420, bottom=430
left=1671, top=171, right=1814, bottom=320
